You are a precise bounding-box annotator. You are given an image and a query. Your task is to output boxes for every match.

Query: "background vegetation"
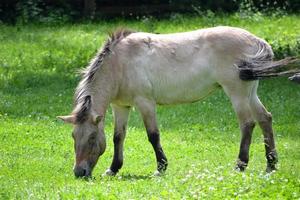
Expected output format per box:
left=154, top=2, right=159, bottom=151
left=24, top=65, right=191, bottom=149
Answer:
left=0, top=1, right=300, bottom=199
left=1, top=0, right=300, bottom=24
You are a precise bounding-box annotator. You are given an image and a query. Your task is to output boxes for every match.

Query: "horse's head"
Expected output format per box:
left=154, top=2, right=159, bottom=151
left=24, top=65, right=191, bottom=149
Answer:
left=58, top=112, right=106, bottom=178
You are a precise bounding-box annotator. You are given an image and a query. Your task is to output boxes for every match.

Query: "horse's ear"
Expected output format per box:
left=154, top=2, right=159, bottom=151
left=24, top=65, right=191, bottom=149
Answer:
left=57, top=115, right=76, bottom=124
left=92, top=114, right=102, bottom=125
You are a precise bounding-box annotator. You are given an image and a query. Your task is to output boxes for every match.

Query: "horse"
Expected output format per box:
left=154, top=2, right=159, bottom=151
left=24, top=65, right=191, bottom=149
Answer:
left=58, top=26, right=300, bottom=178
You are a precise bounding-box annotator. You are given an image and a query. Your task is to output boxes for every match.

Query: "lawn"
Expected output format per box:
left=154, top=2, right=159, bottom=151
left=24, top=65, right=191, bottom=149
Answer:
left=0, top=14, right=299, bottom=199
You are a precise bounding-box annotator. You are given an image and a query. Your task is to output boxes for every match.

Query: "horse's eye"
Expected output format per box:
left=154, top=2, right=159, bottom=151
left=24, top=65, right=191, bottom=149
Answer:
left=88, top=132, right=97, bottom=146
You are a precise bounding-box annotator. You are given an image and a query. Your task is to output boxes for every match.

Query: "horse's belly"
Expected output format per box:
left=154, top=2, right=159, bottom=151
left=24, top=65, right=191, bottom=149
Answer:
left=153, top=71, right=219, bottom=105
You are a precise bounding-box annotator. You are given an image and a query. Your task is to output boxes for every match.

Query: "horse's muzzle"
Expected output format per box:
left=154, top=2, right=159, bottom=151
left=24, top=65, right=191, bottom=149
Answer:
left=73, top=165, right=91, bottom=178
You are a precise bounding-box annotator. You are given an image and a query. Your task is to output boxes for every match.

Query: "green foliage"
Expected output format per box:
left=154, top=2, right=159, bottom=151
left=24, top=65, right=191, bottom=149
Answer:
left=16, top=0, right=44, bottom=24
left=15, top=0, right=72, bottom=25
left=0, top=15, right=299, bottom=199
left=1, top=0, right=299, bottom=24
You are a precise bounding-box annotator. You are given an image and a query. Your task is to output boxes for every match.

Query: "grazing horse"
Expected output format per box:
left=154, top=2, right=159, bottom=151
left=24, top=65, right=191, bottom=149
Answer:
left=58, top=26, right=299, bottom=178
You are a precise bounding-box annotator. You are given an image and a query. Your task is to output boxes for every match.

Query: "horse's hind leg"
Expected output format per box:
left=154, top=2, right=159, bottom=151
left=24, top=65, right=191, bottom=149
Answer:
left=250, top=85, right=278, bottom=172
left=222, top=83, right=256, bottom=171
left=135, top=98, right=168, bottom=175
left=104, top=104, right=131, bottom=176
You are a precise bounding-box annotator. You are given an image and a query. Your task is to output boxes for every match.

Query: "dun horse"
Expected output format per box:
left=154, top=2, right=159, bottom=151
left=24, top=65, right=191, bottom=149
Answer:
left=58, top=26, right=299, bottom=178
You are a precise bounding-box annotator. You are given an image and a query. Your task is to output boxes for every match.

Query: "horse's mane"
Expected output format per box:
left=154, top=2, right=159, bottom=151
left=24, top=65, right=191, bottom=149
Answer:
left=73, top=28, right=135, bottom=123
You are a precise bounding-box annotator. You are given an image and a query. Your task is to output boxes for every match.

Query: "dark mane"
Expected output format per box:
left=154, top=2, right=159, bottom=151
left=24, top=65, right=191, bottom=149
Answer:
left=73, top=28, right=135, bottom=123
left=82, top=28, right=135, bottom=84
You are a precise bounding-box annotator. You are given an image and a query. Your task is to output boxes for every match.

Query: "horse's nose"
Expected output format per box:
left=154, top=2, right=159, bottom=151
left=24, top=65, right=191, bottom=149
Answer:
left=74, top=166, right=90, bottom=178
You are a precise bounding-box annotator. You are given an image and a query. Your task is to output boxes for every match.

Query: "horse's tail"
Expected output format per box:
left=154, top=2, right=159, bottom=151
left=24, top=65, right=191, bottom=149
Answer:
left=238, top=40, right=300, bottom=84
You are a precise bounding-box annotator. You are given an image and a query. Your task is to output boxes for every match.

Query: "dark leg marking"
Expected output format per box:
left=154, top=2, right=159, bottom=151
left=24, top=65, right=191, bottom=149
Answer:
left=110, top=131, right=124, bottom=173
left=236, top=121, right=255, bottom=171
left=259, top=115, right=278, bottom=172
left=147, top=131, right=168, bottom=172
left=266, top=150, right=278, bottom=172
left=105, top=105, right=130, bottom=176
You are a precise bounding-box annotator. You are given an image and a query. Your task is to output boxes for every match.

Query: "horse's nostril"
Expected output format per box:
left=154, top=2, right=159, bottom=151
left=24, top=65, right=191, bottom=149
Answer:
left=74, top=167, right=85, bottom=178
left=74, top=166, right=91, bottom=178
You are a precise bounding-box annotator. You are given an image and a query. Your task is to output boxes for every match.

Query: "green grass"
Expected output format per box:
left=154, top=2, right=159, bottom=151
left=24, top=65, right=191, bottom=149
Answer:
left=0, top=14, right=300, bottom=199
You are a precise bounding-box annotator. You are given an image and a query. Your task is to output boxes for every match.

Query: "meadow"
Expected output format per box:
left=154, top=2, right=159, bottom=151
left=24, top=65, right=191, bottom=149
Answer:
left=0, top=13, right=299, bottom=199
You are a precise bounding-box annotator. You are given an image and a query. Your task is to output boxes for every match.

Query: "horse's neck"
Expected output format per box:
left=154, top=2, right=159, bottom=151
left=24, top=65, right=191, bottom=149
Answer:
left=86, top=92, right=107, bottom=119
left=89, top=77, right=112, bottom=117
left=83, top=58, right=118, bottom=117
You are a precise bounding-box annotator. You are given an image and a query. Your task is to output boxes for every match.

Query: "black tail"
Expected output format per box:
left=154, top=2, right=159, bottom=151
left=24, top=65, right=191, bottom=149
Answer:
left=289, top=73, right=300, bottom=84
left=239, top=57, right=300, bottom=84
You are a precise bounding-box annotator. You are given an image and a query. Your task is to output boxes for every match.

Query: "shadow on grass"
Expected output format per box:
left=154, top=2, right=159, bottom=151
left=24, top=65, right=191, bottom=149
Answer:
left=117, top=173, right=154, bottom=181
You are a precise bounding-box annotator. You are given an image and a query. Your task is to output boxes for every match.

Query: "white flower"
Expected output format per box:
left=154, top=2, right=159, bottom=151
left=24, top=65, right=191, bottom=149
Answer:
left=209, top=186, right=215, bottom=191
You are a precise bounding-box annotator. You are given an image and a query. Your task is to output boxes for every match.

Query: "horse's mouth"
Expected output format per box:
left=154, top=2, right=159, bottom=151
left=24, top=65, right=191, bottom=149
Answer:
left=74, top=166, right=92, bottom=178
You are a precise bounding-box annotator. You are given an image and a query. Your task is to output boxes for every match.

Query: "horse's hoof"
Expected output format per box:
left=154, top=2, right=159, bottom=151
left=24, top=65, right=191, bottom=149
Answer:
left=266, top=151, right=278, bottom=173
left=153, top=170, right=164, bottom=177
left=102, top=169, right=116, bottom=177
left=235, top=159, right=247, bottom=172
left=235, top=165, right=246, bottom=172
left=266, top=165, right=277, bottom=173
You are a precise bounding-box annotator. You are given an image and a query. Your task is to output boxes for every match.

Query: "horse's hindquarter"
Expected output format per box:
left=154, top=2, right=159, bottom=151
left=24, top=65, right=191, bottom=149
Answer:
left=115, top=27, right=255, bottom=105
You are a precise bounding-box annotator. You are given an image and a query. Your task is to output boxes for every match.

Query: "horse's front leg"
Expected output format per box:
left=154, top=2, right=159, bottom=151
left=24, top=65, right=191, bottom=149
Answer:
left=103, top=105, right=130, bottom=176
left=135, top=98, right=168, bottom=176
